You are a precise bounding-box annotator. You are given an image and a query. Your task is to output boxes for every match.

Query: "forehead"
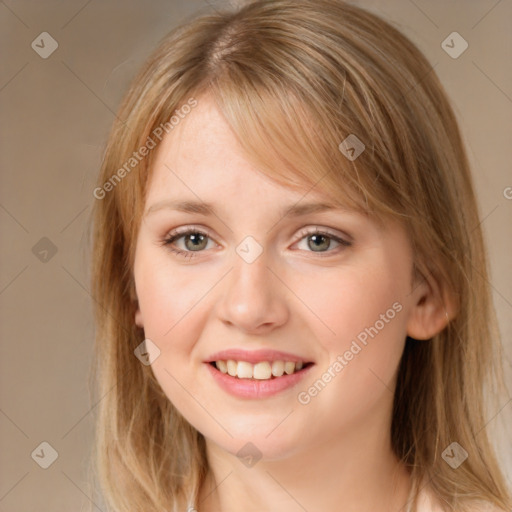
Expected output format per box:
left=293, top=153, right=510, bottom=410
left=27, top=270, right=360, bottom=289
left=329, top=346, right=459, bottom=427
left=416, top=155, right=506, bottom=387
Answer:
left=145, top=96, right=340, bottom=208
left=156, top=95, right=243, bottom=165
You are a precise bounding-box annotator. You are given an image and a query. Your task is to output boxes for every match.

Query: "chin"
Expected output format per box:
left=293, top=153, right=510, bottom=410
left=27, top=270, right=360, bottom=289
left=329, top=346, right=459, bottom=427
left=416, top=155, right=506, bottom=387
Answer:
left=201, top=420, right=304, bottom=463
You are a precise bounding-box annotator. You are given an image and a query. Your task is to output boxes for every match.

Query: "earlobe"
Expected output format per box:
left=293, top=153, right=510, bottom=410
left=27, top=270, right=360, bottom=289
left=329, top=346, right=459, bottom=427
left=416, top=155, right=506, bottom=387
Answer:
left=406, top=272, right=457, bottom=340
left=135, top=304, right=144, bottom=328
left=130, top=279, right=144, bottom=328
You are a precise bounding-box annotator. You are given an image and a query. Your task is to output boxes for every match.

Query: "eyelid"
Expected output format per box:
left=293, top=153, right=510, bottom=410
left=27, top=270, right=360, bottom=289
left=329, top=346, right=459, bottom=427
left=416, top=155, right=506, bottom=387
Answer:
left=162, top=225, right=217, bottom=248
left=164, top=225, right=351, bottom=243
left=165, top=224, right=213, bottom=239
left=162, top=224, right=352, bottom=258
left=293, top=226, right=352, bottom=245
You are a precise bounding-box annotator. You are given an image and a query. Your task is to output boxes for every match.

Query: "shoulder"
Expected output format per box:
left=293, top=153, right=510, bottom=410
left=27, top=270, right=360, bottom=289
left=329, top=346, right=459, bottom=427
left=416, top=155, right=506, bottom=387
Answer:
left=415, top=487, right=444, bottom=512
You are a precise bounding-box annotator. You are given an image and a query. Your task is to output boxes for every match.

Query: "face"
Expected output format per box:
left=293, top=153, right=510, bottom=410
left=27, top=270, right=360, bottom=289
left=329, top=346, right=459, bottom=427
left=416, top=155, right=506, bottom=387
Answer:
left=133, top=94, right=428, bottom=460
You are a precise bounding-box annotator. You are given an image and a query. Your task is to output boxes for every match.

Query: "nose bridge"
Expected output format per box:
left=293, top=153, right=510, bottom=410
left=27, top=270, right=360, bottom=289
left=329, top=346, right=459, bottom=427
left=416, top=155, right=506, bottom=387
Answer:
left=218, top=246, right=288, bottom=333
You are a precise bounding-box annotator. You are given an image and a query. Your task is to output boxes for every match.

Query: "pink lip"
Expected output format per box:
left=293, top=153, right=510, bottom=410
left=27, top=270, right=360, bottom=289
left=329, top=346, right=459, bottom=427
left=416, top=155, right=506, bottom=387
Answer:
left=205, top=348, right=313, bottom=364
left=205, top=361, right=314, bottom=399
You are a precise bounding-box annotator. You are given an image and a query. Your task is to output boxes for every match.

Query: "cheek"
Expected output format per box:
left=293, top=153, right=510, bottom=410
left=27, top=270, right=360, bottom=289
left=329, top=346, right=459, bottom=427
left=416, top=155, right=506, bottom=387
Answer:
left=134, top=250, right=209, bottom=340
left=295, top=259, right=410, bottom=414
left=300, top=261, right=409, bottom=353
left=134, top=253, right=213, bottom=416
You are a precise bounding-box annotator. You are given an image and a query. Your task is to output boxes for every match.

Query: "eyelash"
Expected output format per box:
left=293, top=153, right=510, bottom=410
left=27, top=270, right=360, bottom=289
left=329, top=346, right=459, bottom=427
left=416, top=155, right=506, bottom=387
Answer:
left=161, top=226, right=352, bottom=260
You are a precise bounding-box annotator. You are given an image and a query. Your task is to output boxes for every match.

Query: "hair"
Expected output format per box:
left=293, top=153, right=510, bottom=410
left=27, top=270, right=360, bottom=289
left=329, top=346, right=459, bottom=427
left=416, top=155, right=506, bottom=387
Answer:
left=88, top=0, right=511, bottom=510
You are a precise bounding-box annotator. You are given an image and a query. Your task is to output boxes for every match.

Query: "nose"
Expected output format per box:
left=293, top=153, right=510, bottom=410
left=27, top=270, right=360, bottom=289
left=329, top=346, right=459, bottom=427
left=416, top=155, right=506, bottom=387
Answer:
left=217, top=252, right=290, bottom=335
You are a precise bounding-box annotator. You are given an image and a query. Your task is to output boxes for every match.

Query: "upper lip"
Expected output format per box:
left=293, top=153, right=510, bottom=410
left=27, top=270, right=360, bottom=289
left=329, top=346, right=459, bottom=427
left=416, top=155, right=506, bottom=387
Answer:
left=206, top=349, right=314, bottom=364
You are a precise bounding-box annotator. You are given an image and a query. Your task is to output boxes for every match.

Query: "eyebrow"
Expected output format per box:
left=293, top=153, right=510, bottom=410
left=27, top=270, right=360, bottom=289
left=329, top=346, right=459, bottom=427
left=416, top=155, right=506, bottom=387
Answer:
left=144, top=200, right=342, bottom=218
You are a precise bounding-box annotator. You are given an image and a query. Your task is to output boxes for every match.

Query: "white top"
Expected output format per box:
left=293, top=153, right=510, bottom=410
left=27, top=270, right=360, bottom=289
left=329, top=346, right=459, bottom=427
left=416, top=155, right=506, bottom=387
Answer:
left=410, top=486, right=444, bottom=512
left=409, top=484, right=502, bottom=512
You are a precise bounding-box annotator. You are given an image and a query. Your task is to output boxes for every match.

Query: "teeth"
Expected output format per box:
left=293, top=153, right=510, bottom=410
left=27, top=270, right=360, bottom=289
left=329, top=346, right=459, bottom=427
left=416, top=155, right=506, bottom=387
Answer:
left=284, top=361, right=296, bottom=375
left=237, top=361, right=253, bottom=379
left=271, top=360, right=284, bottom=377
left=253, top=362, right=272, bottom=379
left=216, top=360, right=228, bottom=374
left=226, top=359, right=237, bottom=377
left=214, top=359, right=306, bottom=380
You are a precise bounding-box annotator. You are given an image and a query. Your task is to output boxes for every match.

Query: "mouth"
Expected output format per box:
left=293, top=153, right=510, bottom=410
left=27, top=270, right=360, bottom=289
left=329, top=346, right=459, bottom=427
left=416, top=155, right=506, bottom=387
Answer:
left=207, top=360, right=315, bottom=380
left=205, top=358, right=315, bottom=399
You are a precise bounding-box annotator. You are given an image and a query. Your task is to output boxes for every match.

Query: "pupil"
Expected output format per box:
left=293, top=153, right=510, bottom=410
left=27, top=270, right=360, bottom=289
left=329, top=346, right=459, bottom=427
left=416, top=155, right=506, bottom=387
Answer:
left=309, top=234, right=329, bottom=251
left=186, top=233, right=206, bottom=251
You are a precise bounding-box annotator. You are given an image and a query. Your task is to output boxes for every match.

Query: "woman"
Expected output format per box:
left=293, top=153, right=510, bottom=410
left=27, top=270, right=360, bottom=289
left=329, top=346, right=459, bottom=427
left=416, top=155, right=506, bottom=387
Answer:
left=89, top=1, right=511, bottom=510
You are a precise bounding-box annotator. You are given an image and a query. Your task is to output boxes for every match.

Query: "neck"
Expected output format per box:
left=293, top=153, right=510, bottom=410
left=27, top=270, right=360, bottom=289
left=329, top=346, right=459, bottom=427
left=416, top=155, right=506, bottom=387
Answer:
left=195, top=414, right=411, bottom=512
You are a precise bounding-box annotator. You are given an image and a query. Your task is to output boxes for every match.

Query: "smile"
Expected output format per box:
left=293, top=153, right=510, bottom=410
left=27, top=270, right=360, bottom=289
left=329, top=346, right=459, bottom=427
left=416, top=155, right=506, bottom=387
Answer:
left=205, top=360, right=314, bottom=399
left=211, top=360, right=310, bottom=380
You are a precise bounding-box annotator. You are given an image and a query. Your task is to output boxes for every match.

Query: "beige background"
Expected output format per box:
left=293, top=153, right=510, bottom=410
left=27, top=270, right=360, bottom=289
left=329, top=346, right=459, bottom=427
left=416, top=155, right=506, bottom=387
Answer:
left=0, top=0, right=511, bottom=510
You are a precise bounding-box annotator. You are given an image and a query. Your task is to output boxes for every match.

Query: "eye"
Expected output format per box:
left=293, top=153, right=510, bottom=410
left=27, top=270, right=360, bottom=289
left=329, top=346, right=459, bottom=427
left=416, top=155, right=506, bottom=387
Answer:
left=162, top=226, right=352, bottom=260
left=162, top=227, right=216, bottom=260
left=293, top=227, right=352, bottom=257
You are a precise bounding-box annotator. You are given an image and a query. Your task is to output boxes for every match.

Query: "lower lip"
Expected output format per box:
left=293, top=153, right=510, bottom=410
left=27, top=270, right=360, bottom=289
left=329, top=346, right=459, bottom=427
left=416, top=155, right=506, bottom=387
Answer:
left=205, top=362, right=314, bottom=399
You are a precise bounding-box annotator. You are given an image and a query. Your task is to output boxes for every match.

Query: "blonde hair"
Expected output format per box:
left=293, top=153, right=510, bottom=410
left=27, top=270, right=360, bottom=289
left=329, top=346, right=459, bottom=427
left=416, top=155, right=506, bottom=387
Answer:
left=88, top=0, right=511, bottom=510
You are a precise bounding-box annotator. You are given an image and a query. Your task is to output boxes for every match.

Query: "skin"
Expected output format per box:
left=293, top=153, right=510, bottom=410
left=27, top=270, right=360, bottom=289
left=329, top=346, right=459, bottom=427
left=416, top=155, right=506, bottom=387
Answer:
left=133, top=94, right=450, bottom=512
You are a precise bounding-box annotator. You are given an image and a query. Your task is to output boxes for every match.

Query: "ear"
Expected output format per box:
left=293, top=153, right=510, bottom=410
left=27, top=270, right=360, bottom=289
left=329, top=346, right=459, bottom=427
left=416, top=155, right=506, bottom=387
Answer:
left=406, top=270, right=457, bottom=340
left=135, top=304, right=144, bottom=328
left=130, top=280, right=144, bottom=328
